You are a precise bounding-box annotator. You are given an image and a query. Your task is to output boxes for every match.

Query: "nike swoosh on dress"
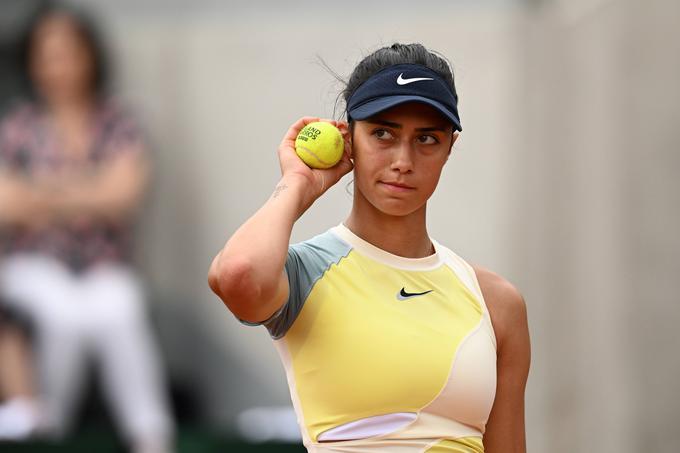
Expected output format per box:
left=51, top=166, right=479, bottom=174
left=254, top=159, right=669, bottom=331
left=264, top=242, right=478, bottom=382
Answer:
left=396, top=288, right=434, bottom=300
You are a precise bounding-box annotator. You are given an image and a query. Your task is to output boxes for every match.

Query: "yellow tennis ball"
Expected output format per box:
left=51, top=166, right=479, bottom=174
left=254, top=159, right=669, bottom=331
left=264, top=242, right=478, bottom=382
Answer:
left=295, top=122, right=344, bottom=169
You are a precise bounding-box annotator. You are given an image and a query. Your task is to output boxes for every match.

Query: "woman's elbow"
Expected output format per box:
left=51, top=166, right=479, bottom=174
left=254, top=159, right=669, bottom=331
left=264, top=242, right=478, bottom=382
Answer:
left=208, top=255, right=271, bottom=318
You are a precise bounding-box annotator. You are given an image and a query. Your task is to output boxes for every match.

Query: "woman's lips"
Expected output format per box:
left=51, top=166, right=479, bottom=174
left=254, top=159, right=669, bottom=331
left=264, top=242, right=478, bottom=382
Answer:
left=379, top=181, right=416, bottom=192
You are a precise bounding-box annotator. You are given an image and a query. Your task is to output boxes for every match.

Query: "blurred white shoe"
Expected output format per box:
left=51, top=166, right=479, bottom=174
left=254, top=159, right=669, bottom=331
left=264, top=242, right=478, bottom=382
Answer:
left=237, top=406, right=302, bottom=443
left=131, top=435, right=178, bottom=453
left=0, top=397, right=41, bottom=441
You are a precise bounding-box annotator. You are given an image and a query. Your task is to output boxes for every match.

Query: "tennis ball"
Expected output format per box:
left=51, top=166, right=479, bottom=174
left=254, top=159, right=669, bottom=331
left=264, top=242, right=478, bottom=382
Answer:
left=295, top=122, right=344, bottom=169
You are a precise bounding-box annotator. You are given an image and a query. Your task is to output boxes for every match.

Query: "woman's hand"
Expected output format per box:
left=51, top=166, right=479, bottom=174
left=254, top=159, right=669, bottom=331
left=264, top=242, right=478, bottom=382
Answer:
left=277, top=117, right=353, bottom=204
left=0, top=171, right=49, bottom=229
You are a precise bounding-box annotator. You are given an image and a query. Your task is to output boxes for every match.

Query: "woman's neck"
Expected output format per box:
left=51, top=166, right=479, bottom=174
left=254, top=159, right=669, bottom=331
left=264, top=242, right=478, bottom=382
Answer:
left=45, top=92, right=94, bottom=118
left=43, top=95, right=96, bottom=161
left=345, top=197, right=433, bottom=259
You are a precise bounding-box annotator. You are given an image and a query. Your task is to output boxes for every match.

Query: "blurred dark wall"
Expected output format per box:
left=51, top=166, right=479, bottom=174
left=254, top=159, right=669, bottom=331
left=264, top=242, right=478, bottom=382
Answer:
left=0, top=0, right=50, bottom=114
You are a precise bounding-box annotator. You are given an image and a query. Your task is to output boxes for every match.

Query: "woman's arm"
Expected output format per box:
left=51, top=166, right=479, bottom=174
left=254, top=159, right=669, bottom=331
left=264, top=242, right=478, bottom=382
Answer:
left=47, top=149, right=150, bottom=222
left=208, top=117, right=352, bottom=323
left=0, top=170, right=48, bottom=228
left=474, top=266, right=531, bottom=453
left=0, top=149, right=149, bottom=227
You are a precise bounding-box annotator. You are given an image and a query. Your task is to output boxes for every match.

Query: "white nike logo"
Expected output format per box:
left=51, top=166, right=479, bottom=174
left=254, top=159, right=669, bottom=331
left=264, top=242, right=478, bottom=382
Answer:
left=396, top=73, right=434, bottom=85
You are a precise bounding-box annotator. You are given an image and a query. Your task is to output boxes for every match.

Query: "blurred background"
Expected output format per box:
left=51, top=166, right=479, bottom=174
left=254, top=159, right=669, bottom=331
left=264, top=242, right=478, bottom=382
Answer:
left=0, top=0, right=678, bottom=452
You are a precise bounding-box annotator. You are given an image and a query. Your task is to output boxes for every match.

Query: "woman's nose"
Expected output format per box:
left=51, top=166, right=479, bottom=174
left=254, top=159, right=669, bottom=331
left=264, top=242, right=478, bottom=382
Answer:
left=389, top=141, right=415, bottom=173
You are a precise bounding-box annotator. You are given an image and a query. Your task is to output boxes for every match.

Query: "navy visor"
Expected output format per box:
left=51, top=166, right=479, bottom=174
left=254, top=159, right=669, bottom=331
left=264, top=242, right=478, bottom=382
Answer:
left=346, top=64, right=461, bottom=131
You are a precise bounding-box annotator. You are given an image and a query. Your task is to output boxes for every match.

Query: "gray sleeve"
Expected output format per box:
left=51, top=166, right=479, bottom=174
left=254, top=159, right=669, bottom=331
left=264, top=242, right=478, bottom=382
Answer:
left=239, top=232, right=351, bottom=339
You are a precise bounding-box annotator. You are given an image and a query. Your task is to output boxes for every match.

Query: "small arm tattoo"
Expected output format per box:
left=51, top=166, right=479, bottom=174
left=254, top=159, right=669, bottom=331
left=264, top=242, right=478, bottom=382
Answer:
left=272, top=183, right=288, bottom=199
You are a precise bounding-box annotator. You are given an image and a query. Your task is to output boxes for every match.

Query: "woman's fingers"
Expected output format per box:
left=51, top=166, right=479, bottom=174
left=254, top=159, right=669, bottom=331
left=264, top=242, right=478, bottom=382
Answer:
left=277, top=117, right=353, bottom=195
left=327, top=148, right=354, bottom=182
left=279, top=116, right=322, bottom=149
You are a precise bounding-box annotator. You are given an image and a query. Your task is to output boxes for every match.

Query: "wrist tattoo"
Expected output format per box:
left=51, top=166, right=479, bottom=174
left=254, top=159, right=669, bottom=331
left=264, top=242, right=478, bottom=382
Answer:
left=272, top=183, right=288, bottom=199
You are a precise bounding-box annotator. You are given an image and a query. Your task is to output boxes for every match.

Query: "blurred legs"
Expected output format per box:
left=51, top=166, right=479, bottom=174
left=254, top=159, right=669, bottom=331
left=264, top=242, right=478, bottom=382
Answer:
left=0, top=256, right=174, bottom=451
left=0, top=320, right=39, bottom=440
left=84, top=266, right=174, bottom=452
left=0, top=255, right=87, bottom=437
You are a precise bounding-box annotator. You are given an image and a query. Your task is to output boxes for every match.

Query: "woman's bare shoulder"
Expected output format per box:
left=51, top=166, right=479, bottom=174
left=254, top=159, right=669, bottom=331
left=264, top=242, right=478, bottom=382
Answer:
left=471, top=265, right=527, bottom=348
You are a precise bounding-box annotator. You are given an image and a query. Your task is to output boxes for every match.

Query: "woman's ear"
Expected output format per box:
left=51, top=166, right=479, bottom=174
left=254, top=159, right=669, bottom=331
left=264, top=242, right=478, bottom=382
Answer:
left=338, top=120, right=353, bottom=160
left=448, top=131, right=460, bottom=156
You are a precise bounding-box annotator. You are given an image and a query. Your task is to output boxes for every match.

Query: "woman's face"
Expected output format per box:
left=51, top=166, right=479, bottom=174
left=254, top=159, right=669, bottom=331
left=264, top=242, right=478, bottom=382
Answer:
left=30, top=14, right=95, bottom=103
left=351, top=102, right=457, bottom=218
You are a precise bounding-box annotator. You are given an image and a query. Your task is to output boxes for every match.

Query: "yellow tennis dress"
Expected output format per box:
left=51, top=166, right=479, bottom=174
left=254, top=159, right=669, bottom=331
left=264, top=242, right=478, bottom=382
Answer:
left=248, top=224, right=497, bottom=452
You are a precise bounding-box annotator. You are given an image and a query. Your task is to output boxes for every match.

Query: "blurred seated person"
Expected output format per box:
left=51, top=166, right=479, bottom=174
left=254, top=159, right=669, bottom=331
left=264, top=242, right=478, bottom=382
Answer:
left=0, top=5, right=174, bottom=453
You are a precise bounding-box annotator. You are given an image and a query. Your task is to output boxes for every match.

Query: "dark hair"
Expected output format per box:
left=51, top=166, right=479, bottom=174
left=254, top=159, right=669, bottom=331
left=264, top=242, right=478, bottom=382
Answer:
left=19, top=3, right=110, bottom=100
left=342, top=43, right=459, bottom=119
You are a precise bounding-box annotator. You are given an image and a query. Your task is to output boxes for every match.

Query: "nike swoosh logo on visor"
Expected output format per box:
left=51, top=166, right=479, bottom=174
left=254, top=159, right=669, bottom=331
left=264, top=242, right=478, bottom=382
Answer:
left=396, top=288, right=434, bottom=300
left=396, top=73, right=434, bottom=85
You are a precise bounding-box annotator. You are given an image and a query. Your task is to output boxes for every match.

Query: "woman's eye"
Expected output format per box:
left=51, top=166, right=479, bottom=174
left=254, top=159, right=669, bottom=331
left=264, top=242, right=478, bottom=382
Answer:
left=417, top=135, right=439, bottom=145
left=373, top=129, right=394, bottom=140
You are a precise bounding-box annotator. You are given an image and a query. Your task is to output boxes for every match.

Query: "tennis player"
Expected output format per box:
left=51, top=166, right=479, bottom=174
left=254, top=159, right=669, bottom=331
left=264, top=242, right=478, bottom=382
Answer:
left=209, top=43, right=530, bottom=453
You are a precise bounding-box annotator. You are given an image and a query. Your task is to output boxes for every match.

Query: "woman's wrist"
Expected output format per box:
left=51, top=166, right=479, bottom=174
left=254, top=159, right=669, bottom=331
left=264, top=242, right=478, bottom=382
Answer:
left=276, top=173, right=322, bottom=217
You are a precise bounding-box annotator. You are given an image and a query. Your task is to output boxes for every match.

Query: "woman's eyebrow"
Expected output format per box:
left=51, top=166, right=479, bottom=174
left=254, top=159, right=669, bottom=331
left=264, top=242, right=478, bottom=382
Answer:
left=366, top=119, right=402, bottom=129
left=366, top=119, right=450, bottom=133
left=415, top=126, right=449, bottom=132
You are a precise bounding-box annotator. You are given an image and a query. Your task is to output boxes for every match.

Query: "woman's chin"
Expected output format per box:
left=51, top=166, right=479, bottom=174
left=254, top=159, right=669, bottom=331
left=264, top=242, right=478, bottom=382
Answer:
left=371, top=199, right=425, bottom=218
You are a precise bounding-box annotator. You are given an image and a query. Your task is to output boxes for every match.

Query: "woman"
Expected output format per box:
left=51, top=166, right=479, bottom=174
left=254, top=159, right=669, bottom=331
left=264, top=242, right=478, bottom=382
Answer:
left=209, top=43, right=530, bottom=452
left=0, top=6, right=173, bottom=453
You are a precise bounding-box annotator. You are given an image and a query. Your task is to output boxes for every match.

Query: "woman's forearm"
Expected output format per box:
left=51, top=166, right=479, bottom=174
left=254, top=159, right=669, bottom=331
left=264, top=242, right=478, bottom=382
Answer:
left=208, top=174, right=314, bottom=321
left=45, top=153, right=149, bottom=223
left=0, top=171, right=49, bottom=228
left=208, top=117, right=352, bottom=321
